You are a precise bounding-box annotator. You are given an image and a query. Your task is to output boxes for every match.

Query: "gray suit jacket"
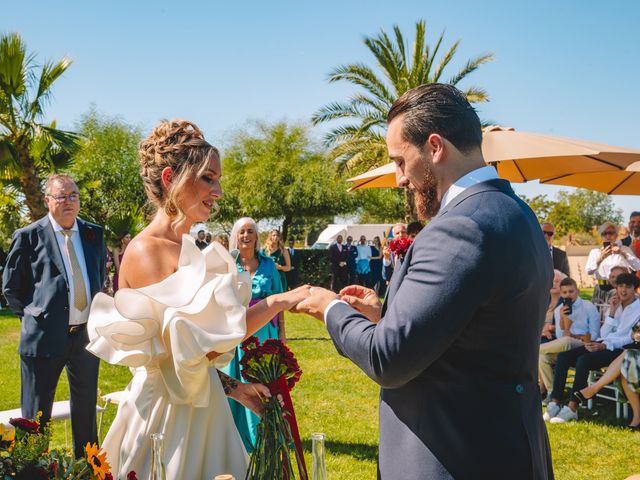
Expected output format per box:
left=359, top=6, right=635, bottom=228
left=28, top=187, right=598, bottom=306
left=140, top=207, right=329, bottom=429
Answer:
left=327, top=179, right=554, bottom=479
left=3, top=216, right=106, bottom=357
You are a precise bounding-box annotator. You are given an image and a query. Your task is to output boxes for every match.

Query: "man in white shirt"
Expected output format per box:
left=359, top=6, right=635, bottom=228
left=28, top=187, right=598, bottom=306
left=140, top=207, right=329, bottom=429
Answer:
left=585, top=221, right=640, bottom=304
left=539, top=277, right=600, bottom=397
left=2, top=174, right=106, bottom=457
left=546, top=272, right=640, bottom=423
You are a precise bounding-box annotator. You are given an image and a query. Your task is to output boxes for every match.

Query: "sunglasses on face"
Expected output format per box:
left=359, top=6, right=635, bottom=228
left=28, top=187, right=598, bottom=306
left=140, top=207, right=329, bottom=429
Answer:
left=543, top=231, right=554, bottom=236
left=602, top=231, right=617, bottom=236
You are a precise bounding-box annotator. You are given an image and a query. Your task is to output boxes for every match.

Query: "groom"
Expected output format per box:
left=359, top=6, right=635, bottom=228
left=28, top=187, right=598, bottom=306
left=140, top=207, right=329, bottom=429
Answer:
left=297, top=84, right=554, bottom=479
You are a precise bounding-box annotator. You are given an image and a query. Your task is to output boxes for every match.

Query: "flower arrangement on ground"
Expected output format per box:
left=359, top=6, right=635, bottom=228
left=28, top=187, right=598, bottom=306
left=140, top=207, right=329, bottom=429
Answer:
left=240, top=336, right=306, bottom=480
left=0, top=412, right=138, bottom=479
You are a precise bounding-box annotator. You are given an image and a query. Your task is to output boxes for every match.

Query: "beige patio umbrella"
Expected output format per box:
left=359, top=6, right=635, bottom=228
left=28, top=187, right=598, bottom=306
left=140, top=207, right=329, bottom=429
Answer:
left=347, top=162, right=396, bottom=191
left=346, top=126, right=640, bottom=190
left=540, top=160, right=640, bottom=195
left=483, top=126, right=640, bottom=182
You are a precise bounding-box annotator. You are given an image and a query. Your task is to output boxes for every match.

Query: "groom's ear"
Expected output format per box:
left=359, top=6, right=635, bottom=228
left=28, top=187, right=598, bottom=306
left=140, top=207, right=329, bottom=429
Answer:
left=161, top=167, right=174, bottom=189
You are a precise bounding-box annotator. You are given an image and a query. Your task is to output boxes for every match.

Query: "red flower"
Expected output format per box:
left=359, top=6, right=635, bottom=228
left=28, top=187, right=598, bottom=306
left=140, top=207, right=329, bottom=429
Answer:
left=83, top=228, right=97, bottom=243
left=127, top=471, right=138, bottom=480
left=9, top=417, right=39, bottom=434
left=241, top=336, right=259, bottom=351
left=105, top=474, right=114, bottom=480
left=389, top=237, right=413, bottom=258
left=48, top=461, right=59, bottom=475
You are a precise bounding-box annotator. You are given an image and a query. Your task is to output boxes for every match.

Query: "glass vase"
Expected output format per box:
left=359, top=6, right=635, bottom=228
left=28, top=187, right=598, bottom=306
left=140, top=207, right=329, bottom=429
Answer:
left=311, top=432, right=327, bottom=480
left=150, top=432, right=167, bottom=480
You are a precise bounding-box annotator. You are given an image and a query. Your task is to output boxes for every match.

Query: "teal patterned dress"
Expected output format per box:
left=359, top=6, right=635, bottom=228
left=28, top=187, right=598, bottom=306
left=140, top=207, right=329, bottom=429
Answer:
left=220, top=251, right=283, bottom=452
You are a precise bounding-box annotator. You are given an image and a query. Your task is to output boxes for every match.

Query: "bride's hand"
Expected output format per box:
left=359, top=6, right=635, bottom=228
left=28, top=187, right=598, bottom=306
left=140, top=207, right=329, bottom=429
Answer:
left=231, top=382, right=283, bottom=417
left=276, top=285, right=312, bottom=311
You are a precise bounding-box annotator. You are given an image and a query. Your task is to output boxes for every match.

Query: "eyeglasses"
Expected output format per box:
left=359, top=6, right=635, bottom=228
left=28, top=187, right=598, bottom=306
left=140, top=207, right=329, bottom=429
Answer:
left=602, top=230, right=617, bottom=236
left=543, top=231, right=554, bottom=236
left=47, top=193, right=79, bottom=203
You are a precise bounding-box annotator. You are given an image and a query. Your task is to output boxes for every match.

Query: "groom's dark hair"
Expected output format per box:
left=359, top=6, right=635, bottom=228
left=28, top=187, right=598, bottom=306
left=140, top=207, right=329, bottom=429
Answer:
left=387, top=83, right=482, bottom=154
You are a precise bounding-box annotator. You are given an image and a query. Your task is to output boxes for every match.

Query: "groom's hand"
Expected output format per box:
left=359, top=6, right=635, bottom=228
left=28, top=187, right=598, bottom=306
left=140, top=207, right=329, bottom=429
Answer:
left=294, top=287, right=338, bottom=320
left=339, top=285, right=382, bottom=323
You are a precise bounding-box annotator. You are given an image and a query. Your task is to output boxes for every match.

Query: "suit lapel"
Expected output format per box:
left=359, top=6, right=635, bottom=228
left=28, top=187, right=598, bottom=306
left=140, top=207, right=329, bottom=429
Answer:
left=78, top=219, right=97, bottom=294
left=37, top=217, right=68, bottom=286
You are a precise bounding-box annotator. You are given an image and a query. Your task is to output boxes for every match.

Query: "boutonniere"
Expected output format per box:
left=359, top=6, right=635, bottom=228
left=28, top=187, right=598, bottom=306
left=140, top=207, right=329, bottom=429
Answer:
left=83, top=229, right=97, bottom=243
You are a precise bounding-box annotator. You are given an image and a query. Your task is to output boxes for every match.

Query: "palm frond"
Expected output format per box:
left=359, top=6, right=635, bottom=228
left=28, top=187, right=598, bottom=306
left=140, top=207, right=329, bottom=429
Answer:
left=326, top=63, right=394, bottom=104
left=0, top=33, right=31, bottom=99
left=409, top=20, right=427, bottom=86
left=461, top=86, right=490, bottom=104
left=446, top=52, right=494, bottom=86
left=392, top=24, right=409, bottom=79
left=29, top=56, right=73, bottom=119
left=312, top=100, right=377, bottom=125
left=431, top=37, right=459, bottom=82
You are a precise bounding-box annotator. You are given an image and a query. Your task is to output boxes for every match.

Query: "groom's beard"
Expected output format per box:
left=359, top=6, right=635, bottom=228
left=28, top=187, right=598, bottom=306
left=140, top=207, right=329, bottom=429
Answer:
left=414, top=158, right=441, bottom=221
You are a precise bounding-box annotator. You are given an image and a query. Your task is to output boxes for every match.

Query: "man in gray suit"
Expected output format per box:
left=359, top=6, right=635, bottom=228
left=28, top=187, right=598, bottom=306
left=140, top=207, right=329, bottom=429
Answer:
left=3, top=174, right=106, bottom=458
left=296, top=84, right=554, bottom=479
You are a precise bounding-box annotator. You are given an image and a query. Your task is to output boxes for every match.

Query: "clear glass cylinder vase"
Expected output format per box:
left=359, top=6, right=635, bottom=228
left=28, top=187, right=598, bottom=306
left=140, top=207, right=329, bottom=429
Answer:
left=150, top=432, right=167, bottom=480
left=311, top=432, right=327, bottom=480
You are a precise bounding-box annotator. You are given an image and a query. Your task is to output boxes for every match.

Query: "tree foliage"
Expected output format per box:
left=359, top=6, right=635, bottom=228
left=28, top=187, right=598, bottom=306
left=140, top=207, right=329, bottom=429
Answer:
left=217, top=121, right=357, bottom=240
left=522, top=189, right=623, bottom=237
left=66, top=108, right=147, bottom=246
left=0, top=32, right=80, bottom=220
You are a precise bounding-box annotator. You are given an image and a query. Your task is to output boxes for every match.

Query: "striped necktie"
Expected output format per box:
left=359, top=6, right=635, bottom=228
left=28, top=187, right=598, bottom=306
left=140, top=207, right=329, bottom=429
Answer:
left=61, top=229, right=88, bottom=311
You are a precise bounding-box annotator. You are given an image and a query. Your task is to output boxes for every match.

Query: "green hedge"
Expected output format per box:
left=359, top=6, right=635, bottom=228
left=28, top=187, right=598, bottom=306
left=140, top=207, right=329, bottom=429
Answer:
left=294, top=249, right=332, bottom=289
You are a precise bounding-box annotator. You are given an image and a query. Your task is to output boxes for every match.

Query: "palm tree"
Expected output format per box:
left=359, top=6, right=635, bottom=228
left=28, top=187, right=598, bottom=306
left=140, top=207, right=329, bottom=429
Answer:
left=312, top=20, right=494, bottom=174
left=0, top=32, right=80, bottom=221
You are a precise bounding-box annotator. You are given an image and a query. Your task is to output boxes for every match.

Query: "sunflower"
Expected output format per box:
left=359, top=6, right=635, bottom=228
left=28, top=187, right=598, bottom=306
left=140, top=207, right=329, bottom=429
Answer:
left=85, top=442, right=111, bottom=480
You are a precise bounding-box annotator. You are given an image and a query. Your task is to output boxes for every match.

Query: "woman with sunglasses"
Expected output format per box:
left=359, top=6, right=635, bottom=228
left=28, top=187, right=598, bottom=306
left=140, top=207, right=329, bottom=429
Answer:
left=585, top=221, right=640, bottom=304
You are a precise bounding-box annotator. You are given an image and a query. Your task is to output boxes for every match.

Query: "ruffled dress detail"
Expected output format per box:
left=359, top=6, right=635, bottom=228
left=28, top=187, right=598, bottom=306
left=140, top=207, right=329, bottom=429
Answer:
left=87, top=236, right=251, bottom=479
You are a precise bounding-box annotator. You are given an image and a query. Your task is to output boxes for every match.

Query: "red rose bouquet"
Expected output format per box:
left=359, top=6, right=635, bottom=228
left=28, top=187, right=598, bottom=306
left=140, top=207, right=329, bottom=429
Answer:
left=240, top=337, right=306, bottom=480
left=389, top=237, right=413, bottom=259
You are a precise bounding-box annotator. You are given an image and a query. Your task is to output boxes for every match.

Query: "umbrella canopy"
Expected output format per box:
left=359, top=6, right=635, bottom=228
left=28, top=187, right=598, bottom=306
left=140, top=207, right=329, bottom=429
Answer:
left=540, top=160, right=640, bottom=195
left=346, top=126, right=640, bottom=190
left=483, top=126, right=640, bottom=182
left=347, top=162, right=396, bottom=191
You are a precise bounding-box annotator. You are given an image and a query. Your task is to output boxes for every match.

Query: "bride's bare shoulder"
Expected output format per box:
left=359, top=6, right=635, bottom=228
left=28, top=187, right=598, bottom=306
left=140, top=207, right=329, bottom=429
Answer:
left=119, top=233, right=180, bottom=289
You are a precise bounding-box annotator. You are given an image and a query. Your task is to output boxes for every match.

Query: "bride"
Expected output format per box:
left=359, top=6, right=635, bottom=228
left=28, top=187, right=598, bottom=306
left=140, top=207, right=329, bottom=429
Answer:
left=87, top=119, right=308, bottom=479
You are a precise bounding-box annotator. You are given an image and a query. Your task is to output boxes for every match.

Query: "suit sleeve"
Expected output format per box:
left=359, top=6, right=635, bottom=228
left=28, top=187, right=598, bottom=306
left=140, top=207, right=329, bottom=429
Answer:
left=561, top=251, right=570, bottom=277
left=326, top=216, right=493, bottom=389
left=2, top=231, right=31, bottom=317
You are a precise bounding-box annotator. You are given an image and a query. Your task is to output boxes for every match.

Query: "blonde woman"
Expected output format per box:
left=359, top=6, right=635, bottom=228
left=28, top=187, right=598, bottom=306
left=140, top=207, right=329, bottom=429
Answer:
left=261, top=229, right=291, bottom=291
left=87, top=120, right=308, bottom=478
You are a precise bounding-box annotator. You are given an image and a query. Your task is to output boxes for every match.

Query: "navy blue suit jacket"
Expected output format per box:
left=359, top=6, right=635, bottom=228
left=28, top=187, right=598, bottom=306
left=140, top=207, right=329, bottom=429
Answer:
left=327, top=179, right=554, bottom=479
left=3, top=216, right=106, bottom=357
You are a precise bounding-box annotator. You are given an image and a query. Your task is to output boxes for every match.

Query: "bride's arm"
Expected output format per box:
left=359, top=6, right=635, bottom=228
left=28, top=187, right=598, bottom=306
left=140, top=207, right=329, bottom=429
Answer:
left=217, top=370, right=274, bottom=416
left=244, top=285, right=309, bottom=339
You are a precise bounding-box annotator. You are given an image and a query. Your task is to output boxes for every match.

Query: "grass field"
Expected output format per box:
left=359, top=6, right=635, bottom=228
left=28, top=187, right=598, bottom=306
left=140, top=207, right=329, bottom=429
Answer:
left=1, top=307, right=639, bottom=479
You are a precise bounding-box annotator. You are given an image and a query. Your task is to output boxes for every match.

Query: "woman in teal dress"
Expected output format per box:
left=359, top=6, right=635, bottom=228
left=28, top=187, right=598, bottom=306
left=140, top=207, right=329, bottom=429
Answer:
left=262, top=229, right=291, bottom=293
left=221, top=217, right=284, bottom=452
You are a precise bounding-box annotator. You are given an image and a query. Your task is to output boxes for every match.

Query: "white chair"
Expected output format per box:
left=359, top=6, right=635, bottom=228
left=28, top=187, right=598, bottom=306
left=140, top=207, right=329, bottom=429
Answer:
left=586, top=370, right=629, bottom=419
left=98, top=391, right=126, bottom=441
left=0, top=400, right=105, bottom=446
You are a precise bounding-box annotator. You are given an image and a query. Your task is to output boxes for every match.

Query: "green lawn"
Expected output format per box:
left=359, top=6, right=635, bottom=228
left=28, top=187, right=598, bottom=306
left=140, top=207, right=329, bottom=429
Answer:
left=1, top=309, right=639, bottom=479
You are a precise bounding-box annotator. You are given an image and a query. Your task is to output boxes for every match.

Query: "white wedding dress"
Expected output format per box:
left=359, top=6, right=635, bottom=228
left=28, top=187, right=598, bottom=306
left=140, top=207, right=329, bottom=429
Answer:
left=87, top=236, right=251, bottom=479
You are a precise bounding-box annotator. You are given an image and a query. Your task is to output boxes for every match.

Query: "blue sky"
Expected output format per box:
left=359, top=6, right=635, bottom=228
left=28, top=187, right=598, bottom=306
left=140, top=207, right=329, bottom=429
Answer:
left=5, top=0, right=640, bottom=219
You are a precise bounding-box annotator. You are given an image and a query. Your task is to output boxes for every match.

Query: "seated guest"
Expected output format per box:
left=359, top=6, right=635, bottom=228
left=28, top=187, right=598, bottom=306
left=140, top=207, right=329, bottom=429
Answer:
left=545, top=272, right=640, bottom=423
left=573, top=320, right=640, bottom=429
left=586, top=221, right=640, bottom=304
left=541, top=269, right=568, bottom=343
left=603, top=266, right=630, bottom=308
left=539, top=277, right=600, bottom=400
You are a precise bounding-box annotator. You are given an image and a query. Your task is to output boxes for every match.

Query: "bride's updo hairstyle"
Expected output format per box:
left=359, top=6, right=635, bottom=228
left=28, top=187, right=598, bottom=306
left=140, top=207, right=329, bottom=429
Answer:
left=139, top=119, right=219, bottom=225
